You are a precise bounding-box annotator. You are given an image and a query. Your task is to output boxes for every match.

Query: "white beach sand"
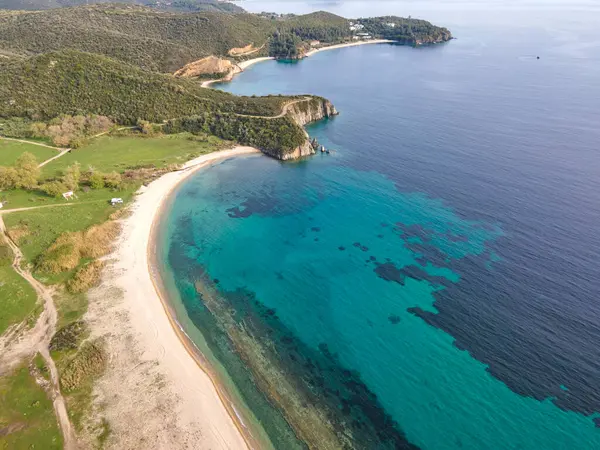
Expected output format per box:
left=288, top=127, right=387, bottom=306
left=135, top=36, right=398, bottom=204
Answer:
left=84, top=147, right=261, bottom=449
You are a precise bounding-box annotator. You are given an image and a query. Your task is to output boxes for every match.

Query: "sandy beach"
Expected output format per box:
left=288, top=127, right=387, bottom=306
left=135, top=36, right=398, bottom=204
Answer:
left=202, top=39, right=394, bottom=88
left=84, top=146, right=261, bottom=449
left=304, top=39, right=395, bottom=57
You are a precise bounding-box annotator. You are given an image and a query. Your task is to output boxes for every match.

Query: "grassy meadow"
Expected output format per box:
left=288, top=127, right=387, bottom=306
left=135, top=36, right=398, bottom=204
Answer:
left=0, top=139, right=57, bottom=166
left=0, top=239, right=37, bottom=335
left=3, top=199, right=131, bottom=267
left=41, top=133, right=226, bottom=177
left=0, top=363, right=63, bottom=450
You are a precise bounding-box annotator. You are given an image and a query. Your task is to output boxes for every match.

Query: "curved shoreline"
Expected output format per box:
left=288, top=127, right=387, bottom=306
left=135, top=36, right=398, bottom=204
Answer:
left=105, top=146, right=264, bottom=449
left=201, top=39, right=394, bottom=88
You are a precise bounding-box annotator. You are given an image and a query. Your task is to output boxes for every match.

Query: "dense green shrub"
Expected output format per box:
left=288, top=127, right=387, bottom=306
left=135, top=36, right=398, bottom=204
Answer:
left=359, top=16, right=452, bottom=44
left=165, top=113, right=306, bottom=157
left=0, top=51, right=288, bottom=124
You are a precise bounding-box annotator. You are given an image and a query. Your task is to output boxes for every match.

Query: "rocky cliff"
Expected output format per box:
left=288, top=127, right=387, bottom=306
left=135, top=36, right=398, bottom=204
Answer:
left=173, top=55, right=234, bottom=78
left=278, top=140, right=315, bottom=160
left=286, top=97, right=338, bottom=127
left=269, top=97, right=338, bottom=161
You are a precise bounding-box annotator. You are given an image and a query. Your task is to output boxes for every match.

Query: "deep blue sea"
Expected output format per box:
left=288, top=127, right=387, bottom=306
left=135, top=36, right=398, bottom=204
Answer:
left=158, top=1, right=600, bottom=448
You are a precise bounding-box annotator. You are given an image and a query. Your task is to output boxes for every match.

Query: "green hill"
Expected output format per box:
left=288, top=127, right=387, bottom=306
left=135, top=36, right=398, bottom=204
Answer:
left=0, top=5, right=275, bottom=72
left=0, top=6, right=356, bottom=73
left=0, top=6, right=451, bottom=72
left=0, top=50, right=287, bottom=122
left=0, top=0, right=244, bottom=13
left=0, top=50, right=311, bottom=156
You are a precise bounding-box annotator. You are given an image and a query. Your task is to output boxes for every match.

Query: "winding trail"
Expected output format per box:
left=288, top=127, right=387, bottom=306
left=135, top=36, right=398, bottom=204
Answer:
left=233, top=96, right=312, bottom=119
left=0, top=136, right=70, bottom=168
left=38, top=148, right=71, bottom=168
left=3, top=127, right=137, bottom=169
left=0, top=136, right=64, bottom=151
left=0, top=213, right=76, bottom=449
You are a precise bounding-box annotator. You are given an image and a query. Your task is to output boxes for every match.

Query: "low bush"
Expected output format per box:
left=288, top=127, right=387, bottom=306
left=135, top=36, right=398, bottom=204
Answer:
left=60, top=340, right=106, bottom=392
left=35, top=220, right=121, bottom=275
left=36, top=232, right=83, bottom=274
left=66, top=260, right=105, bottom=294
left=50, top=321, right=87, bottom=352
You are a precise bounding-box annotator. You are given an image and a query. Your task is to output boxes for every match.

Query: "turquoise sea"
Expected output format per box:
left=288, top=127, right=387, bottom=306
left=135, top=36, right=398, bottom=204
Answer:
left=157, top=1, right=600, bottom=448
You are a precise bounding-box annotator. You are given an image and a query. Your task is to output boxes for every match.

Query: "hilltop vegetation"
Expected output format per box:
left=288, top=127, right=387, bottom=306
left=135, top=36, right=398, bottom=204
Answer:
left=0, top=0, right=243, bottom=13
left=0, top=5, right=451, bottom=73
left=0, top=7, right=354, bottom=72
left=0, top=51, right=287, bottom=122
left=360, top=16, right=452, bottom=44
left=0, top=5, right=272, bottom=72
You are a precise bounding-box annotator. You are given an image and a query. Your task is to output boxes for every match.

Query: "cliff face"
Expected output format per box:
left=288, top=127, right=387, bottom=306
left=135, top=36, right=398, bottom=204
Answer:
left=286, top=97, right=338, bottom=127
left=267, top=97, right=337, bottom=160
left=279, top=140, right=315, bottom=161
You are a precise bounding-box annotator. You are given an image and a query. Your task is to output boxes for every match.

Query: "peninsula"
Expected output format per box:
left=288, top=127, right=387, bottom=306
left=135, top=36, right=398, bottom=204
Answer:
left=0, top=3, right=451, bottom=448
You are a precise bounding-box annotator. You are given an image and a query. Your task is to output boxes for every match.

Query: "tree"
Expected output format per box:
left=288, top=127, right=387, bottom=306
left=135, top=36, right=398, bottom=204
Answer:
left=14, top=152, right=40, bottom=189
left=269, top=31, right=304, bottom=59
left=89, top=172, right=105, bottom=189
left=63, top=162, right=81, bottom=191
left=40, top=180, right=68, bottom=197
left=104, top=171, right=122, bottom=189
left=29, top=122, right=47, bottom=137
left=0, top=166, right=19, bottom=190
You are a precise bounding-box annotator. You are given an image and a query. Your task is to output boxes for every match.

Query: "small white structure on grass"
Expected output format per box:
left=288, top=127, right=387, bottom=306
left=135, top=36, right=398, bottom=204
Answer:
left=62, top=191, right=75, bottom=201
left=111, top=198, right=123, bottom=206
left=0, top=202, right=3, bottom=209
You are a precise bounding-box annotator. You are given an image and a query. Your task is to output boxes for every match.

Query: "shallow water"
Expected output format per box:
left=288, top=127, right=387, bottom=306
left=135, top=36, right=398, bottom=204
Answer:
left=159, top=2, right=600, bottom=448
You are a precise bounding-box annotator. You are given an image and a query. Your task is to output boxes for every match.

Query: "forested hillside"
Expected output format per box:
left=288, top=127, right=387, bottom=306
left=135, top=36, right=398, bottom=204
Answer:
left=360, top=16, right=452, bottom=44
left=0, top=5, right=274, bottom=72
left=0, top=51, right=287, bottom=122
left=0, top=0, right=243, bottom=13
left=0, top=50, right=315, bottom=155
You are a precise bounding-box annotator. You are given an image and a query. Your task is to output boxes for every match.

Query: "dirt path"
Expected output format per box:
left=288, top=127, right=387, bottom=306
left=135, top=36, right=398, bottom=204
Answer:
left=0, top=135, right=71, bottom=168
left=0, top=215, right=76, bottom=449
left=38, top=148, right=71, bottom=168
left=0, top=136, right=63, bottom=151
left=234, top=97, right=312, bottom=120
left=91, top=126, right=136, bottom=139
left=4, top=126, right=137, bottom=169
left=0, top=200, right=105, bottom=215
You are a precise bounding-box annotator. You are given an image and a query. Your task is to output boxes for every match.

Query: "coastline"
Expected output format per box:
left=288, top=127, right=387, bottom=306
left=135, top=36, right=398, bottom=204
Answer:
left=201, top=39, right=394, bottom=88
left=86, top=146, right=264, bottom=449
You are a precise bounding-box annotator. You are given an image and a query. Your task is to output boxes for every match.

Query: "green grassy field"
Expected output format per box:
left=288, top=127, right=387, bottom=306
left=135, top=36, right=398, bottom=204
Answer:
left=42, top=133, right=226, bottom=177
left=0, top=363, right=62, bottom=450
left=0, top=240, right=38, bottom=335
left=0, top=187, right=135, bottom=210
left=3, top=198, right=133, bottom=267
left=0, top=139, right=57, bottom=166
